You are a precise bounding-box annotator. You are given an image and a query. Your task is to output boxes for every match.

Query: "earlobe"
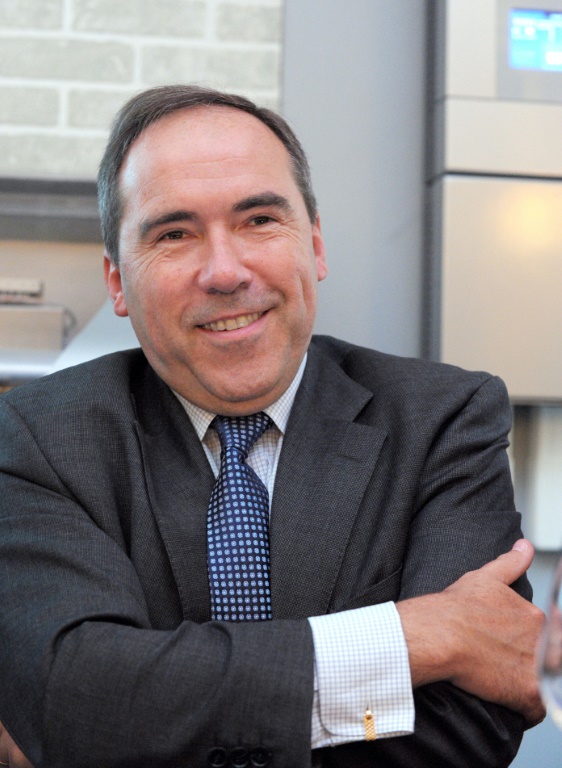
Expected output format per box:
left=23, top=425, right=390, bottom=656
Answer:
left=312, top=214, right=328, bottom=282
left=103, top=253, right=129, bottom=317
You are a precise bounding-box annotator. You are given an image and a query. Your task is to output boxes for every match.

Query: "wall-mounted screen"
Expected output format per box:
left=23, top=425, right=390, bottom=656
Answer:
left=510, top=9, right=562, bottom=71
left=498, top=0, right=562, bottom=102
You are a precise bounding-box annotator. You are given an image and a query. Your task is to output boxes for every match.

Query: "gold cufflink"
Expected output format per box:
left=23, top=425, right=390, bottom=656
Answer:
left=364, top=708, right=376, bottom=741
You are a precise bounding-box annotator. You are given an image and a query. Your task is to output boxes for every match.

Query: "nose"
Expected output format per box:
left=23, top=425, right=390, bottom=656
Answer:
left=197, top=229, right=253, bottom=294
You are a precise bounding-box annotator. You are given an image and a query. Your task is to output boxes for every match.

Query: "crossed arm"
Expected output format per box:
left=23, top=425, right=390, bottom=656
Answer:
left=0, top=540, right=544, bottom=768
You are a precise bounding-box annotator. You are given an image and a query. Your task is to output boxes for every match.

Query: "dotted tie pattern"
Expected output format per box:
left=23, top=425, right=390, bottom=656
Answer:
left=207, top=412, right=273, bottom=621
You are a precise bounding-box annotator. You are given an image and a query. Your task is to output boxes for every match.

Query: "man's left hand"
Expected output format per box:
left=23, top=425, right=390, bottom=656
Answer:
left=0, top=722, right=33, bottom=768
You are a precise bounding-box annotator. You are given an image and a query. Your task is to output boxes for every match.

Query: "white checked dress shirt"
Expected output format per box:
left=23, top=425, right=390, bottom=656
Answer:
left=175, top=356, right=414, bottom=748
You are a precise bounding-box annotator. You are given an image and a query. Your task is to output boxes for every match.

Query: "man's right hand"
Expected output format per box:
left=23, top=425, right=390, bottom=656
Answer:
left=0, top=722, right=33, bottom=768
left=397, top=538, right=546, bottom=727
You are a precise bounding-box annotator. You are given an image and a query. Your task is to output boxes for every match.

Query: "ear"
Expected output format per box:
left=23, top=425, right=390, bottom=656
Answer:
left=312, top=214, right=328, bottom=282
left=103, top=252, right=129, bottom=317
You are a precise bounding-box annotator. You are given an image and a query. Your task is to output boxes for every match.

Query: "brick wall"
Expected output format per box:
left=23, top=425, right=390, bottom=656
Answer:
left=0, top=0, right=283, bottom=180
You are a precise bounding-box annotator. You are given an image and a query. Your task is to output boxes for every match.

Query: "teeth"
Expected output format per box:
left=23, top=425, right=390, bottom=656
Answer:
left=203, top=312, right=262, bottom=332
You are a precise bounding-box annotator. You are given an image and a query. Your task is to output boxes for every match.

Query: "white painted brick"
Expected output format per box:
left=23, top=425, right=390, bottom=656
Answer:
left=0, top=87, right=59, bottom=126
left=68, top=88, right=138, bottom=129
left=206, top=48, right=279, bottom=89
left=0, top=38, right=133, bottom=82
left=142, top=46, right=279, bottom=90
left=0, top=0, right=284, bottom=179
left=72, top=0, right=207, bottom=37
left=219, top=0, right=281, bottom=5
left=216, top=3, right=281, bottom=42
left=236, top=89, right=280, bottom=111
left=0, top=134, right=107, bottom=179
left=0, top=0, right=62, bottom=29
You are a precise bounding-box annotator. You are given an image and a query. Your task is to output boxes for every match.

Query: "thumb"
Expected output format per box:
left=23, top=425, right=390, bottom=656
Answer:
left=478, top=539, right=534, bottom=586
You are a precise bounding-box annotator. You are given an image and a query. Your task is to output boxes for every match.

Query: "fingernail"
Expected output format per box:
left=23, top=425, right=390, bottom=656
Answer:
left=512, top=539, right=528, bottom=552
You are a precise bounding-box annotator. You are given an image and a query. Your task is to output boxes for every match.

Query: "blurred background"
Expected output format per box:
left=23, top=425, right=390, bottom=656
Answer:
left=0, top=1, right=560, bottom=763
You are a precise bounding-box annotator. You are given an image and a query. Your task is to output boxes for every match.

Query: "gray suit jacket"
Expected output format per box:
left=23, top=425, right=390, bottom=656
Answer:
left=0, top=336, right=528, bottom=768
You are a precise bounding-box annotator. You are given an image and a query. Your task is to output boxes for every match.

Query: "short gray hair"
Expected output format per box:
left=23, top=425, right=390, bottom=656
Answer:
left=97, top=84, right=317, bottom=263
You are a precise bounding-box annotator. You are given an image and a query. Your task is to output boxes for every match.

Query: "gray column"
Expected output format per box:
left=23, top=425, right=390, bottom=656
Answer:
left=281, top=0, right=427, bottom=357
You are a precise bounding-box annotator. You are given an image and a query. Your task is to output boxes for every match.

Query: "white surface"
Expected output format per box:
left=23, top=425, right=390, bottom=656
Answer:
left=439, top=175, right=562, bottom=401
left=50, top=298, right=138, bottom=372
left=0, top=277, right=43, bottom=296
left=444, top=0, right=496, bottom=98
left=0, top=349, right=61, bottom=381
left=444, top=99, right=562, bottom=177
left=525, top=408, right=562, bottom=550
left=0, top=304, right=65, bottom=350
left=0, top=241, right=107, bottom=345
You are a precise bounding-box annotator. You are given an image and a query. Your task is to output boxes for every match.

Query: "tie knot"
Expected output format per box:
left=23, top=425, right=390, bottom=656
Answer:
left=213, top=412, right=271, bottom=458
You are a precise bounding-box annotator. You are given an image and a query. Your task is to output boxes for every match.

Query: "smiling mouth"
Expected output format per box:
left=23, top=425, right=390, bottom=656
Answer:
left=200, top=311, right=264, bottom=332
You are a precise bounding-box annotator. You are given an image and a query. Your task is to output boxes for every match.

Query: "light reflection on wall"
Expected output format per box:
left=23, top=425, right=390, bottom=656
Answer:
left=440, top=175, right=562, bottom=401
left=493, top=184, right=561, bottom=258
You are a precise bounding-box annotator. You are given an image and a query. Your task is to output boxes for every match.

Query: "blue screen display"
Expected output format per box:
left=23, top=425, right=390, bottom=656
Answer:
left=510, top=8, right=562, bottom=71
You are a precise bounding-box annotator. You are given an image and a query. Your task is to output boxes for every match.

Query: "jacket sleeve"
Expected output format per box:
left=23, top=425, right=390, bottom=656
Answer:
left=0, top=398, right=315, bottom=768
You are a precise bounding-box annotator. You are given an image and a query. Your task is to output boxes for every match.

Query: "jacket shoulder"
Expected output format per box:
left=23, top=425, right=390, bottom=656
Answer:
left=0, top=349, right=148, bottom=420
left=310, top=334, right=508, bottom=410
left=311, top=334, right=497, bottom=384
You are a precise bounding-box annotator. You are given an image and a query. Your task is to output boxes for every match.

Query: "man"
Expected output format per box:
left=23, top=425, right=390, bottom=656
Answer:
left=0, top=85, right=544, bottom=768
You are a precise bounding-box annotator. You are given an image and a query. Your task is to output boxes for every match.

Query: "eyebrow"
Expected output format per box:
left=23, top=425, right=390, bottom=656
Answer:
left=140, top=210, right=196, bottom=239
left=232, top=192, right=294, bottom=215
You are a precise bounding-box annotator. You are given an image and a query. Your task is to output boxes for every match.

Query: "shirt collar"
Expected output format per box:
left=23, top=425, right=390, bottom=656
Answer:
left=174, top=353, right=308, bottom=441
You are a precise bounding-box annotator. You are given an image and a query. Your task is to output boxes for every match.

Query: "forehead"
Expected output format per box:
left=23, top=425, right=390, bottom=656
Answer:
left=119, top=106, right=296, bottom=200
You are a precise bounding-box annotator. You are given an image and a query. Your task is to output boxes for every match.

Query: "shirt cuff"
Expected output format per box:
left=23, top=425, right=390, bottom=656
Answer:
left=308, top=602, right=415, bottom=748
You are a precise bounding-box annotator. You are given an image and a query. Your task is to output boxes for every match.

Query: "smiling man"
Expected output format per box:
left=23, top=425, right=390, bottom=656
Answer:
left=105, top=105, right=327, bottom=415
left=0, top=85, right=544, bottom=768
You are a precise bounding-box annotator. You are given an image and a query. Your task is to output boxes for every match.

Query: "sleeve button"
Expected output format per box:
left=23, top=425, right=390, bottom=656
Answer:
left=250, top=746, right=272, bottom=767
left=207, top=746, right=228, bottom=767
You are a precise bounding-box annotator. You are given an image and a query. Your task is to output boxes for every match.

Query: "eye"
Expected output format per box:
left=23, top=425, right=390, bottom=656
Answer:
left=250, top=215, right=274, bottom=226
left=161, top=230, right=185, bottom=240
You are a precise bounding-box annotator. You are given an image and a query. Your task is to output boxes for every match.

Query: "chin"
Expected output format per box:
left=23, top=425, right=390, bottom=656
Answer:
left=209, top=372, right=282, bottom=409
left=218, top=381, right=275, bottom=405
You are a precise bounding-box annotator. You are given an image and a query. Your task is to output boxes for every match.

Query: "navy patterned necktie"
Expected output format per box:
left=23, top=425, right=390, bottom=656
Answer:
left=207, top=412, right=273, bottom=621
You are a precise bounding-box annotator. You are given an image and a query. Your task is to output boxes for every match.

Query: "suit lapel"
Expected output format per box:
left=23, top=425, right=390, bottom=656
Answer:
left=131, top=345, right=388, bottom=624
left=132, top=368, right=215, bottom=623
left=270, top=345, right=387, bottom=619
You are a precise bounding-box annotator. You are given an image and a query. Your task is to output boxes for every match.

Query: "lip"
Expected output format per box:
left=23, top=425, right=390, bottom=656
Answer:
left=198, top=310, right=268, bottom=334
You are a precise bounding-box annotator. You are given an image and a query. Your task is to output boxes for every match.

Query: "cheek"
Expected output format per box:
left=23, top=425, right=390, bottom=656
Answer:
left=261, top=241, right=318, bottom=289
left=293, top=258, right=321, bottom=305
left=124, top=261, right=188, bottom=312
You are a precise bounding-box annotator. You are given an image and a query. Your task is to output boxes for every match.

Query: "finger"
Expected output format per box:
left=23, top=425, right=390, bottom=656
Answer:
left=0, top=724, right=33, bottom=768
left=476, top=538, right=534, bottom=586
left=11, top=744, right=34, bottom=768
